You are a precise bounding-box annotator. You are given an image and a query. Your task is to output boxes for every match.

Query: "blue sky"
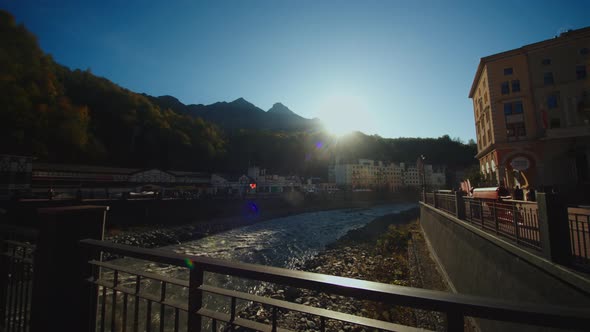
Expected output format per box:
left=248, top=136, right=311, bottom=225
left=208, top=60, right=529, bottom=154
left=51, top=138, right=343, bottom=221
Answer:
left=3, top=0, right=590, bottom=140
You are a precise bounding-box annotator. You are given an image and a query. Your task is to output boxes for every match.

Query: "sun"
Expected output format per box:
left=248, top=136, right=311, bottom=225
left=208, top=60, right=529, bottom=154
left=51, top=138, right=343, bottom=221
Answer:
left=317, top=94, right=367, bottom=136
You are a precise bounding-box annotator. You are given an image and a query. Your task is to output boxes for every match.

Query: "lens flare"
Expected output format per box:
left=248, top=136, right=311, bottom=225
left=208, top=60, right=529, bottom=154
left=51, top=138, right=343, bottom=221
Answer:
left=185, top=258, right=194, bottom=270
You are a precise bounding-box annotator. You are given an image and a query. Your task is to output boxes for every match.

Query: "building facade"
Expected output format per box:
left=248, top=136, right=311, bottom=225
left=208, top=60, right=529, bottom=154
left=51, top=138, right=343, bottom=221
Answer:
left=469, top=27, right=590, bottom=192
left=334, top=159, right=445, bottom=191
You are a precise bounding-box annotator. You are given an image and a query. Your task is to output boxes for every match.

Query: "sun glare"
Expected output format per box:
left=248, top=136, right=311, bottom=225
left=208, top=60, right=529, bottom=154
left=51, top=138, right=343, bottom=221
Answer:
left=318, top=94, right=368, bottom=136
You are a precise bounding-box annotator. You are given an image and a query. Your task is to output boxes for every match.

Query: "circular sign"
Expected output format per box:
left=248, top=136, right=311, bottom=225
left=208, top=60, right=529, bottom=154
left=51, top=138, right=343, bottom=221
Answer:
left=510, top=156, right=530, bottom=171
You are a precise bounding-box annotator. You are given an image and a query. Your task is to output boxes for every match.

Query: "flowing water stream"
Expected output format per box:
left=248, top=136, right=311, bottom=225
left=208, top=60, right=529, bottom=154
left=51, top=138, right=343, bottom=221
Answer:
left=99, top=203, right=417, bottom=331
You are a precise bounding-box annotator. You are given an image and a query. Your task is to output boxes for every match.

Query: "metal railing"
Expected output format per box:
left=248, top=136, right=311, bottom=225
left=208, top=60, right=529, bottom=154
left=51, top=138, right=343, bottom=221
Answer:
left=80, top=238, right=590, bottom=332
left=568, top=206, right=590, bottom=270
left=0, top=226, right=38, bottom=332
left=463, top=199, right=541, bottom=251
left=436, top=194, right=456, bottom=216
left=423, top=193, right=590, bottom=271
left=425, top=193, right=435, bottom=206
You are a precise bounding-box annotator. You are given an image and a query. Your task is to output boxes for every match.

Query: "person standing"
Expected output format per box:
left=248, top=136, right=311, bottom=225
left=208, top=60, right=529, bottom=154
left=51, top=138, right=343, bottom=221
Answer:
left=514, top=185, right=524, bottom=200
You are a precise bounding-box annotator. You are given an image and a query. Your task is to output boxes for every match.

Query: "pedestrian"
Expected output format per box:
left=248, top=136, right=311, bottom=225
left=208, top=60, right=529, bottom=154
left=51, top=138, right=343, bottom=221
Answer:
left=514, top=185, right=524, bottom=200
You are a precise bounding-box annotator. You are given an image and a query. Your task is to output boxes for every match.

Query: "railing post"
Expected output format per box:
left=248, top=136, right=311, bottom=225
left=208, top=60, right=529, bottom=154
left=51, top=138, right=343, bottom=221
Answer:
left=0, top=230, right=7, bottom=330
left=493, top=202, right=499, bottom=234
left=446, top=310, right=464, bottom=332
left=537, top=193, right=571, bottom=264
left=29, top=205, right=108, bottom=332
left=455, top=192, right=465, bottom=219
left=480, top=200, right=484, bottom=228
left=513, top=204, right=520, bottom=243
left=188, top=265, right=204, bottom=332
left=433, top=191, right=438, bottom=209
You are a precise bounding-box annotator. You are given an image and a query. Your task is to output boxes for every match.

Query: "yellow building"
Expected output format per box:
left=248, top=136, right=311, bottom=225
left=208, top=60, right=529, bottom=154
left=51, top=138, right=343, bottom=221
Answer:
left=469, top=27, right=590, bottom=195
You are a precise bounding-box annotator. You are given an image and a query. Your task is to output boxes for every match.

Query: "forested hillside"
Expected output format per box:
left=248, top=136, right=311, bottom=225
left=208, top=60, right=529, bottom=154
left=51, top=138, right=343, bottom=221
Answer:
left=0, top=10, right=476, bottom=176
left=0, top=10, right=224, bottom=170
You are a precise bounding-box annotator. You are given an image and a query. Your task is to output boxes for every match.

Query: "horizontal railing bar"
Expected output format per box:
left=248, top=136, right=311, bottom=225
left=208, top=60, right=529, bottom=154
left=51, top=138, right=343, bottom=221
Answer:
left=1, top=253, right=34, bottom=264
left=1, top=240, right=36, bottom=249
left=197, top=308, right=295, bottom=332
left=89, top=278, right=189, bottom=311
left=80, top=239, right=590, bottom=329
left=200, top=285, right=430, bottom=332
left=90, top=260, right=189, bottom=287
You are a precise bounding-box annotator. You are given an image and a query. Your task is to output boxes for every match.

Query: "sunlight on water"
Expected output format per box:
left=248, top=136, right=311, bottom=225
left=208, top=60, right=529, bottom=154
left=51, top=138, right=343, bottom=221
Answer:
left=98, top=203, right=416, bottom=331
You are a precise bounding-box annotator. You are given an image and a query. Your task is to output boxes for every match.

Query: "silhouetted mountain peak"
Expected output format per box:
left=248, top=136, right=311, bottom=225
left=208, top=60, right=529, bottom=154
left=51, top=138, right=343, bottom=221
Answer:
left=268, top=102, right=295, bottom=115
left=230, top=97, right=255, bottom=108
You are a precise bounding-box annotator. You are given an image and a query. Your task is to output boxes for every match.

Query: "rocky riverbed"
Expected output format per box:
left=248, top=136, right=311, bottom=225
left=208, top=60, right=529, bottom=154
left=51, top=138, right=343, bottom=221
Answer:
left=238, top=208, right=454, bottom=331
left=105, top=202, right=406, bottom=248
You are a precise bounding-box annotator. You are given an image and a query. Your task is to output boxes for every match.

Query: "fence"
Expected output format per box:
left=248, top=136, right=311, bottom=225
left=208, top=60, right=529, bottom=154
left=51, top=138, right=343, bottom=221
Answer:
left=423, top=191, right=590, bottom=271
left=436, top=193, right=457, bottom=216
left=3, top=202, right=590, bottom=331
left=79, top=238, right=590, bottom=332
left=463, top=198, right=541, bottom=251
left=0, top=225, right=38, bottom=332
left=568, top=206, right=590, bottom=271
left=425, top=193, right=435, bottom=206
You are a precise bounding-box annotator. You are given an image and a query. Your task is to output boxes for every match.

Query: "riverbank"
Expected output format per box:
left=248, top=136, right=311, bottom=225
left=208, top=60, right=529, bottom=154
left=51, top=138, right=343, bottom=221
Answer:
left=239, top=208, right=456, bottom=331
left=106, top=200, right=414, bottom=248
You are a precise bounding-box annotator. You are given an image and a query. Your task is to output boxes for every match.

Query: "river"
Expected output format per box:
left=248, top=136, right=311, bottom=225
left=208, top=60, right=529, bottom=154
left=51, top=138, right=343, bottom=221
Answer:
left=100, top=203, right=417, bottom=331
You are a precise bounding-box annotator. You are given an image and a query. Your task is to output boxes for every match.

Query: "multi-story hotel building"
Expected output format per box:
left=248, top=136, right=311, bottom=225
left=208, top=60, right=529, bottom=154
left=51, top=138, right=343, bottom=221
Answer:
left=469, top=27, right=590, bottom=192
left=334, top=159, right=445, bottom=191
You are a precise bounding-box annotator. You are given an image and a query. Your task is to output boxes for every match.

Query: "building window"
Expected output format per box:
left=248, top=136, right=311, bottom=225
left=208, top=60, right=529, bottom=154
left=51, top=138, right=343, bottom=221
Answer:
left=512, top=80, right=521, bottom=93
left=505, top=101, right=523, bottom=114
left=550, top=118, right=561, bottom=129
left=576, top=65, right=587, bottom=80
left=547, top=94, right=559, bottom=109
left=486, top=129, right=491, bottom=144
left=507, top=122, right=526, bottom=138
left=501, top=81, right=510, bottom=95
left=504, top=68, right=513, bottom=75
left=544, top=72, right=554, bottom=85
left=542, top=58, right=552, bottom=65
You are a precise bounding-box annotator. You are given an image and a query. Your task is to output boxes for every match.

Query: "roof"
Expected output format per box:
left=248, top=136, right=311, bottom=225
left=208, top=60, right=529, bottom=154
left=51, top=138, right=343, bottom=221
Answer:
left=468, top=26, right=590, bottom=98
left=33, top=163, right=141, bottom=175
left=167, top=170, right=210, bottom=177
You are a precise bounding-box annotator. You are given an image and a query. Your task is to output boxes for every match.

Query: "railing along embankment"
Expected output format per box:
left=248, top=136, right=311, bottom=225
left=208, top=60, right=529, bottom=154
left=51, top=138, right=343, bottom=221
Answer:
left=80, top=238, right=590, bottom=332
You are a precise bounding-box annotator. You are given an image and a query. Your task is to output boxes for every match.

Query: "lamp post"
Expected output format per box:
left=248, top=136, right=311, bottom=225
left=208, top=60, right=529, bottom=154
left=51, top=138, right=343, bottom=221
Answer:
left=420, top=155, right=426, bottom=192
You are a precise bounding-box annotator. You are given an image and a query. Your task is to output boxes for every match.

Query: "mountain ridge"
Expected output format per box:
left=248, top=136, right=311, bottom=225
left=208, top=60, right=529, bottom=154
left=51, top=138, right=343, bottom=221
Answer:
left=145, top=95, right=322, bottom=132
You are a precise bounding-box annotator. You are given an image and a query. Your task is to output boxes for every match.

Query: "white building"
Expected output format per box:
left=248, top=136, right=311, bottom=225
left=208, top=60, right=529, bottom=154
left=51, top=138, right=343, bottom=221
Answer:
left=334, top=159, right=446, bottom=191
left=247, top=167, right=302, bottom=193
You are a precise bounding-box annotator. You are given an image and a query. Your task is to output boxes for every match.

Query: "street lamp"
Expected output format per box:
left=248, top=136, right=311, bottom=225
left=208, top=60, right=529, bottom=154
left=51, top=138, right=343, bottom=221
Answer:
left=420, top=155, right=426, bottom=192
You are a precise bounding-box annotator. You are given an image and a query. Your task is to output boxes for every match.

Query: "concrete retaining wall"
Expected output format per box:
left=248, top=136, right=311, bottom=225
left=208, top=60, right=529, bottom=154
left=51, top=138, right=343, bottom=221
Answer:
left=420, top=203, right=590, bottom=332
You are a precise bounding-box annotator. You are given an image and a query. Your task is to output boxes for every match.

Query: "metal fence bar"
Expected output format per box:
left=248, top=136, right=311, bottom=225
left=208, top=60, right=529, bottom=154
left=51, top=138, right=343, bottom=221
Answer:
left=80, top=238, right=590, bottom=331
left=1, top=237, right=35, bottom=332
left=568, top=207, right=590, bottom=270
left=452, top=199, right=542, bottom=251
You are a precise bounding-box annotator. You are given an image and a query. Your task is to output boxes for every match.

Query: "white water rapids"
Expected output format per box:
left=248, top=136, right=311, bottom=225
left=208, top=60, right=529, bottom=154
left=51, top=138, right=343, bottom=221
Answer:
left=99, top=203, right=417, bottom=331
